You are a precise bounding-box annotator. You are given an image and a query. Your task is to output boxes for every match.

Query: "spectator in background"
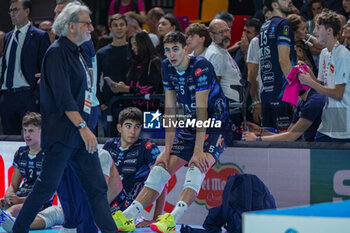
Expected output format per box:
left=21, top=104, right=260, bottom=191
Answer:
left=288, top=14, right=318, bottom=75
left=247, top=23, right=263, bottom=124
left=306, top=0, right=327, bottom=36
left=342, top=18, right=350, bottom=49
left=108, top=0, right=147, bottom=24
left=126, top=16, right=159, bottom=47
left=185, top=23, right=210, bottom=57
left=232, top=18, right=262, bottom=79
left=38, top=20, right=55, bottom=44
left=146, top=7, right=164, bottom=35
left=109, top=31, right=163, bottom=111
left=91, top=24, right=108, bottom=50
left=263, top=6, right=272, bottom=22
left=205, top=19, right=242, bottom=136
left=299, top=9, right=350, bottom=142
left=338, top=14, right=347, bottom=43
left=0, top=0, right=50, bottom=135
left=259, top=0, right=296, bottom=131
left=156, top=14, right=181, bottom=60
left=97, top=14, right=131, bottom=137
left=342, top=0, right=350, bottom=18
left=215, top=11, right=234, bottom=28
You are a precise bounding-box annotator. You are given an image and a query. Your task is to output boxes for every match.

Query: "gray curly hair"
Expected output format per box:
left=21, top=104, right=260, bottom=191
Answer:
left=52, top=1, right=90, bottom=37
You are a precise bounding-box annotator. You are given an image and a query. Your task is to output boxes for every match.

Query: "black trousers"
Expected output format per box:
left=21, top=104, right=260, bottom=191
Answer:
left=12, top=142, right=118, bottom=233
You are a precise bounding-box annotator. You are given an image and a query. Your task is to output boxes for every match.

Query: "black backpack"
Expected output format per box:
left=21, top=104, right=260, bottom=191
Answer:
left=114, top=0, right=139, bottom=14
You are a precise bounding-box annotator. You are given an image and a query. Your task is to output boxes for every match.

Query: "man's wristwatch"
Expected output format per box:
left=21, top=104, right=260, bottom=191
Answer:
left=77, top=121, right=87, bottom=129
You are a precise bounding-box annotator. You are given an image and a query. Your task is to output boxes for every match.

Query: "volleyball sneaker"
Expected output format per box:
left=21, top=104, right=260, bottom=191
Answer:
left=0, top=209, right=15, bottom=233
left=112, top=210, right=136, bottom=232
left=150, top=213, right=176, bottom=233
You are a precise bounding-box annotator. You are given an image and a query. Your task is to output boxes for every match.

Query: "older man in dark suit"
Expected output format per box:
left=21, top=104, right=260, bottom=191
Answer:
left=0, top=0, right=50, bottom=135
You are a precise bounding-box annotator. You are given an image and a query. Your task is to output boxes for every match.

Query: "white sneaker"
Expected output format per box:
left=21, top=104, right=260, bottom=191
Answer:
left=59, top=227, right=77, bottom=233
left=0, top=209, right=15, bottom=233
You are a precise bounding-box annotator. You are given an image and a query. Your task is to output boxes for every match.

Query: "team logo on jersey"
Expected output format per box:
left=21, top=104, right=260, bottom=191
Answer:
left=283, top=25, right=289, bottom=35
left=145, top=141, right=153, bottom=150
left=195, top=68, right=202, bottom=76
left=143, top=110, right=161, bottom=129
left=330, top=64, right=335, bottom=73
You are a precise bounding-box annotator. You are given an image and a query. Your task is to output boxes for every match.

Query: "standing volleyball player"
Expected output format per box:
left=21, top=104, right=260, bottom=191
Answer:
left=113, top=31, right=232, bottom=232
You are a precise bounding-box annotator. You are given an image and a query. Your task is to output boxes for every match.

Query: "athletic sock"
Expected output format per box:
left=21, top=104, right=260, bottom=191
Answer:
left=123, top=200, right=144, bottom=219
left=170, top=201, right=188, bottom=223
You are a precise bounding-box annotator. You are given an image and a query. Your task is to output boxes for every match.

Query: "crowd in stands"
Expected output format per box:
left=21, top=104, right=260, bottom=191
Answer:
left=1, top=0, right=350, bottom=142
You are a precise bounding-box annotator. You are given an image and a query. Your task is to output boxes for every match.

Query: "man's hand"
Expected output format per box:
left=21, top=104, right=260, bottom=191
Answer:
left=252, top=103, right=262, bottom=124
left=35, top=73, right=41, bottom=84
left=298, top=71, right=314, bottom=87
left=136, top=219, right=156, bottom=228
left=116, top=81, right=130, bottom=92
left=242, top=131, right=258, bottom=141
left=189, top=151, right=210, bottom=173
left=240, top=34, right=249, bottom=53
left=5, top=193, right=20, bottom=206
left=155, top=151, right=170, bottom=170
left=241, top=121, right=261, bottom=135
left=0, top=198, right=7, bottom=208
left=100, top=104, right=108, bottom=111
left=79, top=128, right=98, bottom=154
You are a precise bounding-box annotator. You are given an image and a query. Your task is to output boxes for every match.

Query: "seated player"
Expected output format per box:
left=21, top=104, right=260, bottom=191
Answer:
left=103, top=107, right=166, bottom=226
left=243, top=88, right=326, bottom=142
left=113, top=31, right=232, bottom=233
left=0, top=112, right=63, bottom=232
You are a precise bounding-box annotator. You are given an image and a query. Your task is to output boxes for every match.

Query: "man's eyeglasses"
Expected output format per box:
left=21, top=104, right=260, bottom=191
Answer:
left=212, top=28, right=231, bottom=35
left=8, top=8, right=23, bottom=14
left=74, top=21, right=93, bottom=27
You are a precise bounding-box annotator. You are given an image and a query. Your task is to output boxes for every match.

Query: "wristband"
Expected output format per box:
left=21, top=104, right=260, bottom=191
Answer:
left=252, top=100, right=261, bottom=106
left=256, top=135, right=262, bottom=141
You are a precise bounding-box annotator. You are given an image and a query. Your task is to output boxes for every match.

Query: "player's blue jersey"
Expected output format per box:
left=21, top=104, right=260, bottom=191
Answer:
left=259, top=16, right=296, bottom=103
left=13, top=146, right=44, bottom=197
left=162, top=56, right=230, bottom=128
left=103, top=138, right=160, bottom=203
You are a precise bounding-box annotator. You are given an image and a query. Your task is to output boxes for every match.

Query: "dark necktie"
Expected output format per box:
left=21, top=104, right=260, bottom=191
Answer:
left=6, top=30, right=20, bottom=89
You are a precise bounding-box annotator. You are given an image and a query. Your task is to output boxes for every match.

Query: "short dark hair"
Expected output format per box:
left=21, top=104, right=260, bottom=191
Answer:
left=214, top=11, right=234, bottom=25
left=163, top=31, right=186, bottom=48
left=109, top=13, right=127, bottom=27
left=149, top=10, right=164, bottom=21
left=263, top=0, right=278, bottom=12
left=118, top=107, right=143, bottom=125
left=11, top=0, right=32, bottom=15
left=245, top=18, right=262, bottom=34
left=185, top=23, right=210, bottom=47
left=315, top=9, right=341, bottom=37
left=22, top=112, right=41, bottom=128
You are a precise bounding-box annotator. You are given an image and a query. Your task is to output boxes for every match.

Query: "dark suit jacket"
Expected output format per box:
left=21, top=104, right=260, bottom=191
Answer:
left=0, top=24, right=50, bottom=100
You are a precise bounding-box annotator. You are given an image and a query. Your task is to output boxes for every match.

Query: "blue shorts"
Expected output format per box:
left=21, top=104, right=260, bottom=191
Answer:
left=171, top=128, right=232, bottom=162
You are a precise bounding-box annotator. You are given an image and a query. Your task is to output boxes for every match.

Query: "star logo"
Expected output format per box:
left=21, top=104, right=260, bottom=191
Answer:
left=143, top=110, right=162, bottom=129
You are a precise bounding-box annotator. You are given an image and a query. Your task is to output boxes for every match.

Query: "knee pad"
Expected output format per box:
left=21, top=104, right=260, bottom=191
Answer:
left=37, top=206, right=64, bottom=228
left=144, top=166, right=171, bottom=194
left=183, top=166, right=205, bottom=194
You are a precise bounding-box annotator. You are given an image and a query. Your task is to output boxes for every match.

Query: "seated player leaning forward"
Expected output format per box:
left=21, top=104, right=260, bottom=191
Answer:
left=103, top=107, right=166, bottom=226
left=243, top=88, right=326, bottom=142
left=0, top=112, right=62, bottom=232
left=113, top=31, right=233, bottom=233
